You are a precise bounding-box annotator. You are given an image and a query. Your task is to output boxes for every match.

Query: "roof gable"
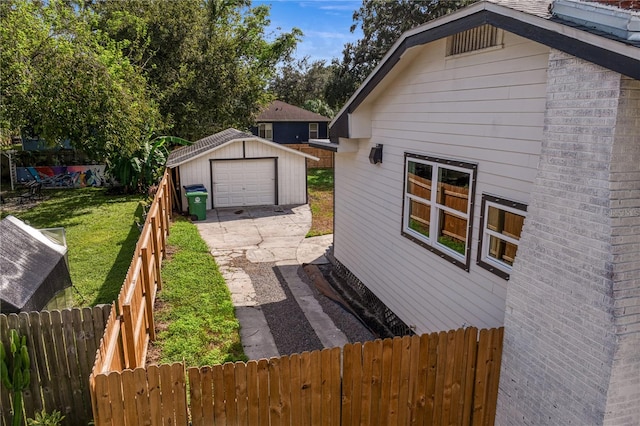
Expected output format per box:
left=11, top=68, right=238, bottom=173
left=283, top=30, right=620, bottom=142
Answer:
left=330, top=0, right=640, bottom=141
left=256, top=100, right=331, bottom=122
left=166, top=128, right=318, bottom=167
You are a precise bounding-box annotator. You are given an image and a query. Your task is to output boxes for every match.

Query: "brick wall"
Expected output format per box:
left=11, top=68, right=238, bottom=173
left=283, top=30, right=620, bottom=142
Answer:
left=496, top=50, right=640, bottom=425
left=603, top=75, right=640, bottom=425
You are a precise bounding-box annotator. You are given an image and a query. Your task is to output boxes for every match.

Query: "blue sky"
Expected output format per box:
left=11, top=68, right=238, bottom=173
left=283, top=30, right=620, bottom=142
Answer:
left=254, top=0, right=363, bottom=63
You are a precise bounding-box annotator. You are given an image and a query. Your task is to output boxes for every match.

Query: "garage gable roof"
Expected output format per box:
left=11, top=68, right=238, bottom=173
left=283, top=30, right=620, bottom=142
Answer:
left=166, top=128, right=318, bottom=168
left=330, top=0, right=640, bottom=141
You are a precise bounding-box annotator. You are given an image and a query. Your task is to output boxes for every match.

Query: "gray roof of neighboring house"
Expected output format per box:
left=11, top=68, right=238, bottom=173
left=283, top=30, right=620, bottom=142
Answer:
left=256, top=100, right=331, bottom=122
left=166, top=128, right=253, bottom=168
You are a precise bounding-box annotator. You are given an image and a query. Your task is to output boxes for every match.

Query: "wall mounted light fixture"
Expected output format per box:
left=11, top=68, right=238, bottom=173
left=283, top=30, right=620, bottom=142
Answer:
left=369, top=144, right=383, bottom=164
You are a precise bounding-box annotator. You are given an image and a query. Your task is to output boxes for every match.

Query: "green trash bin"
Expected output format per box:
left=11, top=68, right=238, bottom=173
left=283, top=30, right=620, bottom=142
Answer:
left=185, top=191, right=208, bottom=220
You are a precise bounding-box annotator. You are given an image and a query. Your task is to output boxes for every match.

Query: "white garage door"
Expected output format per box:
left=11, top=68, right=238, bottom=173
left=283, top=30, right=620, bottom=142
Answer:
left=212, top=159, right=275, bottom=207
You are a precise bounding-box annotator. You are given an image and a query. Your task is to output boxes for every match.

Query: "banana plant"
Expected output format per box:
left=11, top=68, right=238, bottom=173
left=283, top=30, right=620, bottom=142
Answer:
left=106, top=135, right=192, bottom=193
left=1, top=330, right=31, bottom=426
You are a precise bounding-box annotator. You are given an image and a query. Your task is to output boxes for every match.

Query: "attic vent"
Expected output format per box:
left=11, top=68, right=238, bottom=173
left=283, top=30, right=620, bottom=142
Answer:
left=447, top=24, right=500, bottom=56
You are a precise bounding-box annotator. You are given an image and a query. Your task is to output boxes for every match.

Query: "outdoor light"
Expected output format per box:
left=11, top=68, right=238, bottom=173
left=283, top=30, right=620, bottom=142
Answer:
left=369, top=144, right=383, bottom=164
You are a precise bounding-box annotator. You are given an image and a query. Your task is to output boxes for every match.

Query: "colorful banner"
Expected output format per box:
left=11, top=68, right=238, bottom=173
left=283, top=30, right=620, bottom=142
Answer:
left=16, top=165, right=108, bottom=188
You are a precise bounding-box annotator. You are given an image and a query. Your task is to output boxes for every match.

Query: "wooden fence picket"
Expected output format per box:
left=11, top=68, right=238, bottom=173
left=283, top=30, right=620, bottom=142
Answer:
left=90, top=327, right=503, bottom=426
left=2, top=306, right=110, bottom=425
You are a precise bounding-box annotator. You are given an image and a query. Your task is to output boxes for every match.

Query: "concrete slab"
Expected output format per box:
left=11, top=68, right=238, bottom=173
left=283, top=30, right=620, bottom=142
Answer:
left=297, top=234, right=333, bottom=265
left=277, top=262, right=348, bottom=349
left=235, top=306, right=279, bottom=360
left=195, top=204, right=341, bottom=360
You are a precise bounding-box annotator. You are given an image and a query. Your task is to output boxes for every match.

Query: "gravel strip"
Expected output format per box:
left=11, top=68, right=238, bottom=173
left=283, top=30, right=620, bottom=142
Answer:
left=297, top=266, right=375, bottom=345
left=235, top=258, right=324, bottom=355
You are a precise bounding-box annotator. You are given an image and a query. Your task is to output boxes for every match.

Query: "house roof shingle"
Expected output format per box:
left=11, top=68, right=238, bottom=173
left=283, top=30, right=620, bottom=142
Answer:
left=166, top=127, right=320, bottom=168
left=256, top=101, right=331, bottom=123
left=166, top=128, right=253, bottom=168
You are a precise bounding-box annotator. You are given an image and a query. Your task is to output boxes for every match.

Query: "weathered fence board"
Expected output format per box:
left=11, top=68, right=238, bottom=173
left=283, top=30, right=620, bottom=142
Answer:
left=0, top=306, right=110, bottom=426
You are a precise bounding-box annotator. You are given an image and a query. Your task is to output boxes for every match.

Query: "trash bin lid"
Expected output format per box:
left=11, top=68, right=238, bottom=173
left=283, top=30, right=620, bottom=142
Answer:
left=186, top=191, right=208, bottom=197
left=183, top=184, right=207, bottom=193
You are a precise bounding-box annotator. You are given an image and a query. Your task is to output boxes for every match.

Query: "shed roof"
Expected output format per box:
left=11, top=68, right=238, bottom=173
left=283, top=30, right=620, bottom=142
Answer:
left=166, top=127, right=318, bottom=168
left=330, top=0, right=640, bottom=141
left=256, top=101, right=331, bottom=122
left=0, top=216, right=71, bottom=313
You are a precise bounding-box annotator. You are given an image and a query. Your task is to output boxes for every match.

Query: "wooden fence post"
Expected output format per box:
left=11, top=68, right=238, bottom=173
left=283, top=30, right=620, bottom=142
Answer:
left=141, top=245, right=156, bottom=341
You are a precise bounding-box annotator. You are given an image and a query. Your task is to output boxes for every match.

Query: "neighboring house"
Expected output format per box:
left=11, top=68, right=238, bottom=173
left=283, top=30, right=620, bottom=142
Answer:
left=167, top=128, right=318, bottom=210
left=251, top=100, right=330, bottom=144
left=312, top=0, right=639, bottom=424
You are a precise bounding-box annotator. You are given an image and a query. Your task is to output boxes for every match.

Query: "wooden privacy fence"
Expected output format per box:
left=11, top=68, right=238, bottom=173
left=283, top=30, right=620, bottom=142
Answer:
left=91, top=170, right=172, bottom=377
left=283, top=144, right=334, bottom=168
left=91, top=326, right=503, bottom=426
left=0, top=306, right=111, bottom=426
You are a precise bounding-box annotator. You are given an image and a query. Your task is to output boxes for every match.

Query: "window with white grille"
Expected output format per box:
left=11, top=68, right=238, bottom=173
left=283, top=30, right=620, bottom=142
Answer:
left=447, top=25, right=500, bottom=56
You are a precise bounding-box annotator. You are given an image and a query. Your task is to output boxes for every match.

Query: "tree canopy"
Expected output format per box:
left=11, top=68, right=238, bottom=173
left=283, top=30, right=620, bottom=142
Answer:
left=268, top=56, right=334, bottom=117
left=325, top=0, right=473, bottom=110
left=0, top=0, right=161, bottom=160
left=1, top=0, right=301, bottom=162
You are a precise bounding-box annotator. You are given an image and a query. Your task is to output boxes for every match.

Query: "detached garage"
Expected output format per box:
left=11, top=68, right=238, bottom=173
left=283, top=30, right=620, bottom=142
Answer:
left=167, top=128, right=318, bottom=210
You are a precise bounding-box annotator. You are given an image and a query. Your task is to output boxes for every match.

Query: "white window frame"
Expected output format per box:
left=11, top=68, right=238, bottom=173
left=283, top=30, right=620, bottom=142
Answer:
left=476, top=194, right=527, bottom=280
left=258, top=123, right=273, bottom=140
left=402, top=153, right=477, bottom=271
left=309, top=123, right=319, bottom=139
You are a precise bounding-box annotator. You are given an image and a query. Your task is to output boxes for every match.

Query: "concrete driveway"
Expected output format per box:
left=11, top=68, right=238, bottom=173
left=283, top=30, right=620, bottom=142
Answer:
left=194, top=204, right=363, bottom=360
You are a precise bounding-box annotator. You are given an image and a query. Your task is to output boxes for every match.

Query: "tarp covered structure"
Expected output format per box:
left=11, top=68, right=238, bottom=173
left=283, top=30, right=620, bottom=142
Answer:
left=0, top=215, right=72, bottom=313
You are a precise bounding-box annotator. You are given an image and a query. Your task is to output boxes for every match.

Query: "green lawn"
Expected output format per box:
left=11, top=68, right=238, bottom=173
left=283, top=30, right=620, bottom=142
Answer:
left=307, top=168, right=334, bottom=237
left=1, top=188, right=145, bottom=306
left=153, top=217, right=245, bottom=366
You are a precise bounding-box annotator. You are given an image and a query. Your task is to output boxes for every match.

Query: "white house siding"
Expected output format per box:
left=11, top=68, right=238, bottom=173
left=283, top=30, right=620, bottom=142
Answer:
left=334, top=31, right=550, bottom=333
left=179, top=139, right=308, bottom=210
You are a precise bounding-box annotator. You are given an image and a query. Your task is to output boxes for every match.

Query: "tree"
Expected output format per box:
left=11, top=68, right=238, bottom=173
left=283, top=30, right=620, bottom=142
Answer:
left=269, top=56, right=333, bottom=109
left=0, top=0, right=161, bottom=160
left=325, top=0, right=474, bottom=109
left=91, top=0, right=302, bottom=141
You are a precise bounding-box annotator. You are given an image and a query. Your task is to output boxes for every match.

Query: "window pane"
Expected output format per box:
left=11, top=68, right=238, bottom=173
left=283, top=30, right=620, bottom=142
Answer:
left=407, top=161, right=432, bottom=200
left=408, top=199, right=430, bottom=238
left=488, top=235, right=518, bottom=266
left=437, top=210, right=467, bottom=255
left=487, top=206, right=524, bottom=240
left=437, top=168, right=470, bottom=214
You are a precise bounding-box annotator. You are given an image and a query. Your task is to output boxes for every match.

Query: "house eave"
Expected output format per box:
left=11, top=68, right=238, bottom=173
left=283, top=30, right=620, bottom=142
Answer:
left=309, top=139, right=338, bottom=152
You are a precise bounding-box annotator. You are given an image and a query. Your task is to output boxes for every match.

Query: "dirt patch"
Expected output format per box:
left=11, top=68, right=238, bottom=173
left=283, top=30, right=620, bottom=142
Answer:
left=147, top=298, right=169, bottom=366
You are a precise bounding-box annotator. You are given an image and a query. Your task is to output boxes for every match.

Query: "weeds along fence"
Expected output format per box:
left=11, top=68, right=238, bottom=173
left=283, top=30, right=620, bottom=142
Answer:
left=91, top=326, right=503, bottom=426
left=91, top=170, right=172, bottom=376
left=0, top=306, right=111, bottom=426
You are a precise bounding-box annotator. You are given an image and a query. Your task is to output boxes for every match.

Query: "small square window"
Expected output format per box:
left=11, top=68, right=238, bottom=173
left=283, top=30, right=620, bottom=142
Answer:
left=477, top=194, right=527, bottom=280
left=402, top=153, right=477, bottom=271
left=259, top=123, right=273, bottom=140
left=309, top=123, right=319, bottom=139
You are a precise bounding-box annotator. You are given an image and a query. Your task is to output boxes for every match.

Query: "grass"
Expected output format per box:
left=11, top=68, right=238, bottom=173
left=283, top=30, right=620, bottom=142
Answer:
left=1, top=188, right=145, bottom=306
left=153, top=216, right=245, bottom=366
left=307, top=168, right=334, bottom=237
